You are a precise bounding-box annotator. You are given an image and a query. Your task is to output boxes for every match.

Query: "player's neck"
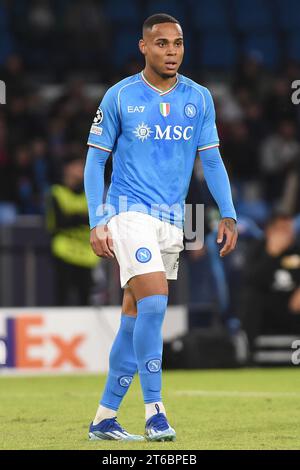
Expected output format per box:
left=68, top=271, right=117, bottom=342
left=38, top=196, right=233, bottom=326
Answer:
left=142, top=68, right=178, bottom=93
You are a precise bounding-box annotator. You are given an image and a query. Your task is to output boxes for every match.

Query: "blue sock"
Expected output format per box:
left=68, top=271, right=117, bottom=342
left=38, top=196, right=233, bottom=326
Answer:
left=133, top=295, right=168, bottom=404
left=100, top=314, right=137, bottom=411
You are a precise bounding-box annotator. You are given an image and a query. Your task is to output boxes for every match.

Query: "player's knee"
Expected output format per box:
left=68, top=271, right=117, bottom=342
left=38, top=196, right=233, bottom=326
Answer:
left=129, top=272, right=169, bottom=299
left=122, top=288, right=137, bottom=316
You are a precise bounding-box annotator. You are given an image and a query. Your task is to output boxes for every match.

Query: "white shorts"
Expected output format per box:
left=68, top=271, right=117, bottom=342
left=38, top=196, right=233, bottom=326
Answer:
left=107, top=211, right=184, bottom=288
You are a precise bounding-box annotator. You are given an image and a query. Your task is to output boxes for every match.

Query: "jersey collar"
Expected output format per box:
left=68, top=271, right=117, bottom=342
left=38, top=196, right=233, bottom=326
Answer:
left=140, top=71, right=179, bottom=96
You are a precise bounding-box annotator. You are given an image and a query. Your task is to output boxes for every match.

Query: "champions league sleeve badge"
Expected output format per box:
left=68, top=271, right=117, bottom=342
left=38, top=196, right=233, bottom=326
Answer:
left=93, top=108, right=104, bottom=125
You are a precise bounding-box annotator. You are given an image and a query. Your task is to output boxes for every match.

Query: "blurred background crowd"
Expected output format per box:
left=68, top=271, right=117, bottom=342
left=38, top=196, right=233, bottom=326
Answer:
left=1, top=0, right=300, bottom=357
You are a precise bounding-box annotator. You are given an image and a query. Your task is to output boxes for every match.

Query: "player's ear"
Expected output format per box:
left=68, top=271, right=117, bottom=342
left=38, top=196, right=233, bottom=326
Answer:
left=139, top=39, right=146, bottom=56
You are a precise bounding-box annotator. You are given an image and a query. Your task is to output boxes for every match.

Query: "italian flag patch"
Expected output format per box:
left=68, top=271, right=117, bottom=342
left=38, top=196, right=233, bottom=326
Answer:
left=160, top=103, right=170, bottom=117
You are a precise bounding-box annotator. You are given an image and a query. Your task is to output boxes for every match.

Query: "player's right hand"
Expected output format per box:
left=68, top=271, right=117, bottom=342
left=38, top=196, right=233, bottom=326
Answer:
left=90, top=225, right=114, bottom=258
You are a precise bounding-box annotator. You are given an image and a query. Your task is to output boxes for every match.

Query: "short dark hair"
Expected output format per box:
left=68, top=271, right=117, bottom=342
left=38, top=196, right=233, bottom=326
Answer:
left=143, top=13, right=181, bottom=34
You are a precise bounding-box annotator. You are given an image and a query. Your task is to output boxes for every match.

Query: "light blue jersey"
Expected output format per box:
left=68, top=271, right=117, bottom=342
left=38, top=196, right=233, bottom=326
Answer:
left=87, top=71, right=219, bottom=227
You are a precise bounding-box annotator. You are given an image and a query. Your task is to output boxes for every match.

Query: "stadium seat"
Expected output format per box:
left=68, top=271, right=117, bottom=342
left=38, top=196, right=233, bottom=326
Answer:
left=145, top=0, right=186, bottom=27
left=103, top=0, right=141, bottom=26
left=189, top=0, right=231, bottom=32
left=275, top=0, right=300, bottom=31
left=7, top=0, right=31, bottom=33
left=243, top=33, right=280, bottom=69
left=112, top=28, right=143, bottom=67
left=52, top=0, right=73, bottom=19
left=200, top=33, right=238, bottom=68
left=0, top=4, right=9, bottom=32
left=0, top=33, right=14, bottom=65
left=180, top=32, right=192, bottom=69
left=232, top=0, right=274, bottom=32
left=286, top=33, right=300, bottom=61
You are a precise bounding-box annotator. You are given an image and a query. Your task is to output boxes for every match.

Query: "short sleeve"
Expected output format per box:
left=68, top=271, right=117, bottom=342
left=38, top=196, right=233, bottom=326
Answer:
left=87, top=86, right=120, bottom=152
left=197, top=88, right=220, bottom=152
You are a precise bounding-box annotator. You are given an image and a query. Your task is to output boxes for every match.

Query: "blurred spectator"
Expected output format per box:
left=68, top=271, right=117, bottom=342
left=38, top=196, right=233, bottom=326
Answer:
left=235, top=54, right=267, bottom=99
left=260, top=119, right=300, bottom=207
left=46, top=155, right=98, bottom=305
left=28, top=0, right=55, bottom=32
left=47, top=116, right=68, bottom=162
left=65, top=0, right=106, bottom=36
left=0, top=116, right=16, bottom=223
left=31, top=138, right=49, bottom=211
left=14, top=144, right=38, bottom=214
left=0, top=117, right=14, bottom=201
left=1, top=55, right=30, bottom=99
left=63, top=0, right=108, bottom=76
left=242, top=211, right=300, bottom=350
left=223, top=120, right=258, bottom=181
left=264, top=77, right=297, bottom=126
left=244, top=100, right=268, bottom=144
left=6, top=95, right=31, bottom=145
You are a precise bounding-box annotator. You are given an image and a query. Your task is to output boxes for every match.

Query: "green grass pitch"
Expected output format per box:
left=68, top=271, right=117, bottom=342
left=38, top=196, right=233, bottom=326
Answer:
left=1, top=368, right=300, bottom=450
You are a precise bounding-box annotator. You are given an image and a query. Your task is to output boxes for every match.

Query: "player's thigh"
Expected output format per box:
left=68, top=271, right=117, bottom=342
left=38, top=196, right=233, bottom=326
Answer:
left=122, top=287, right=137, bottom=317
left=128, top=271, right=168, bottom=302
left=108, top=212, right=166, bottom=289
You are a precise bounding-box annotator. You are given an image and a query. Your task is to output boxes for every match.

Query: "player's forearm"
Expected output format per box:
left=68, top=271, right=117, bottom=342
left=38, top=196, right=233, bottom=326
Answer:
left=199, top=147, right=237, bottom=221
left=84, top=146, right=110, bottom=229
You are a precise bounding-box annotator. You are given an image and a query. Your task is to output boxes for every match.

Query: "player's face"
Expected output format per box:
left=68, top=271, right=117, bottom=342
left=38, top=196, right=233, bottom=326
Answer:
left=140, top=23, right=184, bottom=78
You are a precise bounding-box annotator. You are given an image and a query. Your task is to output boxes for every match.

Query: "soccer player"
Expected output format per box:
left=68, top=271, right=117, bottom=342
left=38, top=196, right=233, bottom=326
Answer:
left=84, top=13, right=238, bottom=442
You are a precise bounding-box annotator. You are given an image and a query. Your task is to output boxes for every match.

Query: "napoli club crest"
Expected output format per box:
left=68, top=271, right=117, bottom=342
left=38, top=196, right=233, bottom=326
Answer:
left=119, top=376, right=133, bottom=387
left=135, top=247, right=152, bottom=263
left=184, top=103, right=197, bottom=118
left=146, top=359, right=162, bottom=373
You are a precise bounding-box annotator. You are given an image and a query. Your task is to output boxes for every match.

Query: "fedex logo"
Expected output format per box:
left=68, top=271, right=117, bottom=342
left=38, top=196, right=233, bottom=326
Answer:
left=0, top=315, right=86, bottom=369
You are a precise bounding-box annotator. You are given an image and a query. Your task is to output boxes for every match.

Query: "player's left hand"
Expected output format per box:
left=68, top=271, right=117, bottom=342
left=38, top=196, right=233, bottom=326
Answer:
left=217, top=217, right=238, bottom=257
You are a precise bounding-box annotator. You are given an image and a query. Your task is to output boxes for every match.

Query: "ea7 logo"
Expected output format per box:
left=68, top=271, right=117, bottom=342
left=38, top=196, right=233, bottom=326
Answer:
left=291, top=339, right=300, bottom=365
left=154, top=125, right=193, bottom=141
left=128, top=106, right=145, bottom=113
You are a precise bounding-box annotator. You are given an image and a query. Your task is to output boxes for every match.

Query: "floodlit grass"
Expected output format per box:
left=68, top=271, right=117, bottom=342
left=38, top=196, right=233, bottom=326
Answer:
left=1, top=368, right=300, bottom=450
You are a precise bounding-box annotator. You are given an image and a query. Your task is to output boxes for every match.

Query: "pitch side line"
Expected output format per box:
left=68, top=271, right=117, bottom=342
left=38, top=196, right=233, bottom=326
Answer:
left=174, top=390, right=300, bottom=398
